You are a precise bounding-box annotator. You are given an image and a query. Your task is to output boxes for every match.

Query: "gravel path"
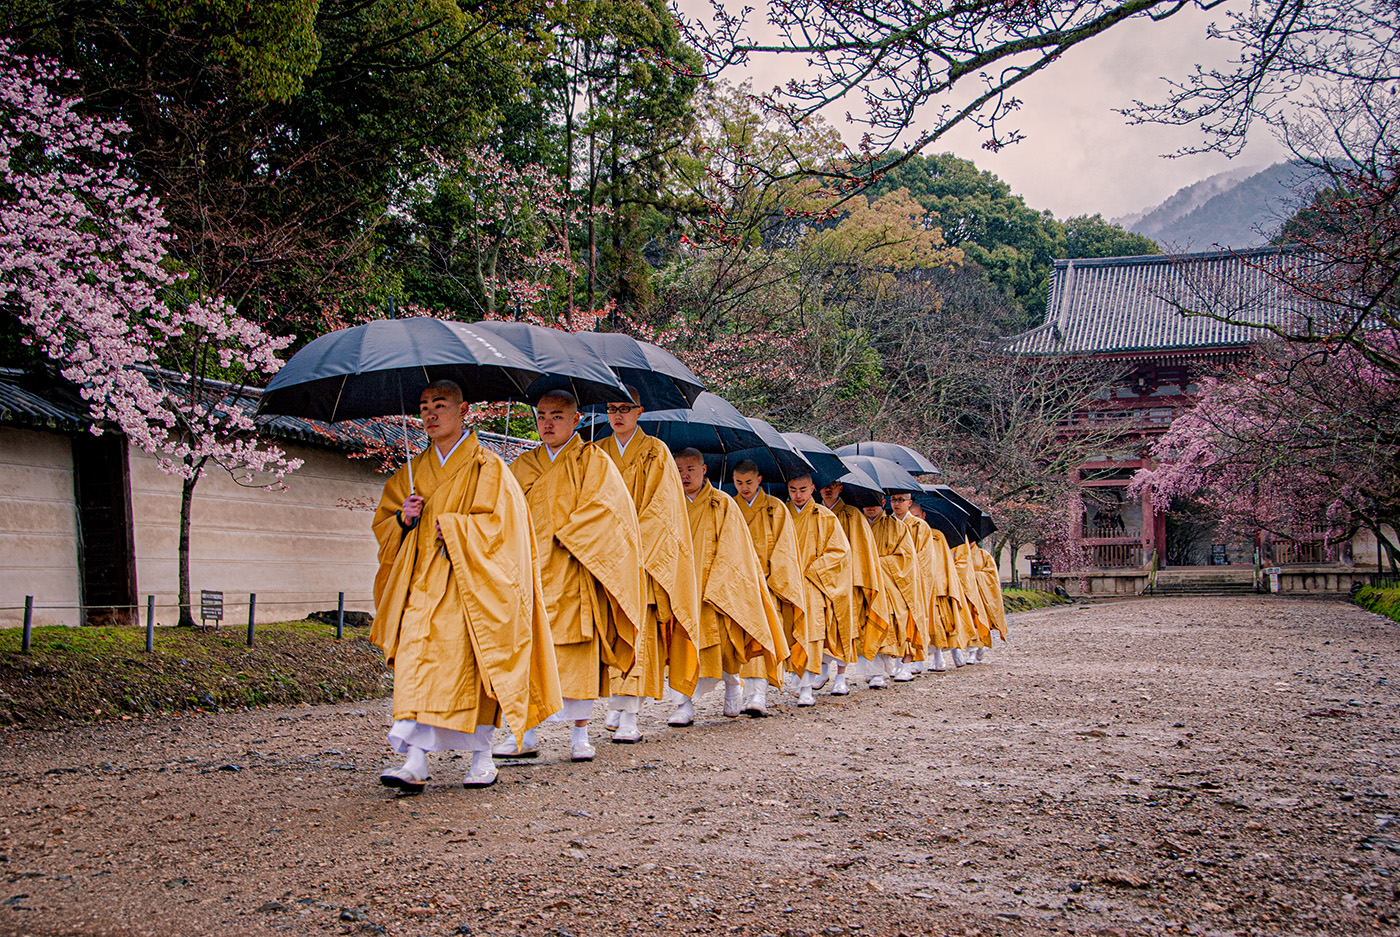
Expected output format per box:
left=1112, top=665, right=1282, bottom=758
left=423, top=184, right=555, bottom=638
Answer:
left=3, top=595, right=1399, bottom=937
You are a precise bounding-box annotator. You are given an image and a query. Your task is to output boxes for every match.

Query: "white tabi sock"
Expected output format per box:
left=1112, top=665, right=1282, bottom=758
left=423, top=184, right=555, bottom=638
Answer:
left=470, top=749, right=493, bottom=775
left=522, top=727, right=538, bottom=749
left=402, top=745, right=428, bottom=779
left=571, top=725, right=589, bottom=748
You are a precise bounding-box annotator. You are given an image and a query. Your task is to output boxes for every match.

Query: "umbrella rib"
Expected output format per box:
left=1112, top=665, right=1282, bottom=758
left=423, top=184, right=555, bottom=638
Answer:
left=330, top=376, right=347, bottom=423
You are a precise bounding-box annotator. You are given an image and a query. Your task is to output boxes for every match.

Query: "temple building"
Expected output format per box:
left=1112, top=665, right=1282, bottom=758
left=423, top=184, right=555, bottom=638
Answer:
left=1002, top=247, right=1377, bottom=595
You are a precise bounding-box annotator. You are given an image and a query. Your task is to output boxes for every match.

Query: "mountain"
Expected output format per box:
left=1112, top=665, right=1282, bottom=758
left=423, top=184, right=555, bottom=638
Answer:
left=1114, top=162, right=1313, bottom=250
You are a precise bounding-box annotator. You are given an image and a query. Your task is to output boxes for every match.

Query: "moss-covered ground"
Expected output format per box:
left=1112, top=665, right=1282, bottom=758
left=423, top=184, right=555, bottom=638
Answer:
left=1001, top=587, right=1070, bottom=613
left=1355, top=585, right=1400, bottom=624
left=0, top=620, right=389, bottom=729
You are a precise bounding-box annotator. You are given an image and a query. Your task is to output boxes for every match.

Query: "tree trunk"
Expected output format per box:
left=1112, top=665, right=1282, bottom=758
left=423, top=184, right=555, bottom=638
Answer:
left=177, top=458, right=209, bottom=627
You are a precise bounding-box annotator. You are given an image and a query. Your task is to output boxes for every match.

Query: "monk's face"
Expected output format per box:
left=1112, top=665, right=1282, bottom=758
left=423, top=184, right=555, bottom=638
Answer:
left=909, top=503, right=926, bottom=521
left=607, top=399, right=642, bottom=439
left=676, top=456, right=707, bottom=497
left=863, top=504, right=884, bottom=521
left=535, top=395, right=580, bottom=448
left=419, top=387, right=467, bottom=446
left=820, top=481, right=843, bottom=508
left=732, top=470, right=762, bottom=502
left=787, top=476, right=815, bottom=508
left=890, top=493, right=913, bottom=518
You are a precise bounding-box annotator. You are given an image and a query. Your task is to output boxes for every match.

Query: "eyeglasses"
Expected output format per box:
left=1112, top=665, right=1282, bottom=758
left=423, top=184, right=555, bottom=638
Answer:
left=605, top=405, right=640, bottom=415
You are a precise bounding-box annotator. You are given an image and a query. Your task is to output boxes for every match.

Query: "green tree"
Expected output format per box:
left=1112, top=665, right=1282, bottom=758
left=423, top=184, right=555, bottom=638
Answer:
left=1063, top=214, right=1159, bottom=258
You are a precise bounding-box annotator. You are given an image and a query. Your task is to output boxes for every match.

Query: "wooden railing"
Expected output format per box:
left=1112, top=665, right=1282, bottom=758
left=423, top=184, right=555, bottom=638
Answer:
left=1271, top=540, right=1332, bottom=565
left=1091, top=543, right=1144, bottom=568
left=1087, top=522, right=1141, bottom=539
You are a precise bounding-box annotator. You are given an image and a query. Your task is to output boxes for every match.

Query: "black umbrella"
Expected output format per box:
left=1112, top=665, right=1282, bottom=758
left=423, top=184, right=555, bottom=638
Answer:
left=469, top=321, right=632, bottom=406
left=570, top=332, right=705, bottom=411
left=780, top=432, right=851, bottom=487
left=259, top=317, right=544, bottom=422
left=716, top=418, right=813, bottom=483
left=913, top=485, right=975, bottom=541
left=585, top=391, right=764, bottom=453
left=836, top=441, right=940, bottom=475
left=840, top=454, right=926, bottom=494
left=926, top=484, right=997, bottom=540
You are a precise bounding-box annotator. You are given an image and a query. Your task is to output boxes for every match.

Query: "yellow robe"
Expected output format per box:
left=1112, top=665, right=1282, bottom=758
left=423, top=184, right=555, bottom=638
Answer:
left=973, top=546, right=1008, bottom=641
left=687, top=481, right=783, bottom=685
left=953, top=541, right=993, bottom=648
left=511, top=434, right=644, bottom=700
left=735, top=490, right=813, bottom=677
left=868, top=512, right=920, bottom=658
left=928, top=528, right=979, bottom=649
left=900, top=513, right=939, bottom=652
left=830, top=500, right=890, bottom=661
left=372, top=432, right=562, bottom=738
left=599, top=429, right=702, bottom=698
left=788, top=499, right=851, bottom=663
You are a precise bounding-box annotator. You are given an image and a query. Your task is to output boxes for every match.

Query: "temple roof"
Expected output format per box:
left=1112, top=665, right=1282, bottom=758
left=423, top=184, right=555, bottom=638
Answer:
left=1002, top=246, right=1304, bottom=356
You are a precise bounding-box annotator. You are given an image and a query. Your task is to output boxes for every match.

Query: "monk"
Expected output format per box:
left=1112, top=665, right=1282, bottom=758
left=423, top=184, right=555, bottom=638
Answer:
left=670, top=448, right=783, bottom=725
left=909, top=502, right=979, bottom=667
left=731, top=459, right=810, bottom=713
left=953, top=539, right=994, bottom=664
left=821, top=480, right=889, bottom=692
left=970, top=544, right=1008, bottom=661
left=597, top=386, right=701, bottom=742
left=890, top=492, right=938, bottom=673
left=498, top=389, right=644, bottom=761
left=862, top=499, right=921, bottom=683
left=372, top=380, right=562, bottom=793
left=786, top=474, right=851, bottom=705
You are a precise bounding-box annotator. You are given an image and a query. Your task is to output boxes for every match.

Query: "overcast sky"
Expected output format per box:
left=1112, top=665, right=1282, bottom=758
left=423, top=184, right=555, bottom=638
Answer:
left=693, top=1, right=1290, bottom=221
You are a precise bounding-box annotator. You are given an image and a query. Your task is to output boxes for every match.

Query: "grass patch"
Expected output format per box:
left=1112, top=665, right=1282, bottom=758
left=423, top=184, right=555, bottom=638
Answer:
left=0, top=620, right=390, bottom=730
left=1355, top=585, right=1400, bottom=624
left=1002, top=587, right=1071, bottom=614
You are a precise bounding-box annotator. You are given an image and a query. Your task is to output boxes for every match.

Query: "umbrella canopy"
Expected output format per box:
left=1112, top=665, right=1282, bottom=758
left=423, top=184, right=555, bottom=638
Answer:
left=913, top=485, right=975, bottom=541
left=716, top=418, right=813, bottom=483
left=570, top=332, right=705, bottom=411
left=258, top=317, right=544, bottom=422
left=926, top=484, right=998, bottom=539
left=835, top=441, right=940, bottom=475
left=780, top=432, right=851, bottom=487
left=840, top=454, right=926, bottom=494
left=587, top=391, right=765, bottom=453
left=469, top=321, right=631, bottom=405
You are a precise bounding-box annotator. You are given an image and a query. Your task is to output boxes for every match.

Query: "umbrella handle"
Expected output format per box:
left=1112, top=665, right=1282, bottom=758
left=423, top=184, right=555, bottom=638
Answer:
left=403, top=413, right=415, bottom=494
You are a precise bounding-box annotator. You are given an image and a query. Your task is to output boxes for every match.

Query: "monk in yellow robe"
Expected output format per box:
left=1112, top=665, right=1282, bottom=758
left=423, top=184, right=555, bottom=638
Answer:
left=966, top=544, right=1008, bottom=662
left=786, top=474, right=851, bottom=703
left=954, top=539, right=994, bottom=659
left=820, top=480, right=889, bottom=693
left=372, top=380, right=562, bottom=793
left=862, top=500, right=921, bottom=683
left=908, top=503, right=980, bottom=667
left=731, top=459, right=810, bottom=713
left=597, top=387, right=701, bottom=742
left=499, top=389, right=644, bottom=762
left=890, top=492, right=937, bottom=673
left=669, top=448, right=783, bottom=726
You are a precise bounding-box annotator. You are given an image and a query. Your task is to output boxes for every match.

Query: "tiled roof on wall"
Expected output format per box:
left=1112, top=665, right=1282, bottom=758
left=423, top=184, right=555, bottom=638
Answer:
left=1003, top=247, right=1305, bottom=355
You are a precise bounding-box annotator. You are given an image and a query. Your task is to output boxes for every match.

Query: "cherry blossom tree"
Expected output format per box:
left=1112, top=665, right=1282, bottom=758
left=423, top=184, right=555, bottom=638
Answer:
left=0, top=43, right=299, bottom=626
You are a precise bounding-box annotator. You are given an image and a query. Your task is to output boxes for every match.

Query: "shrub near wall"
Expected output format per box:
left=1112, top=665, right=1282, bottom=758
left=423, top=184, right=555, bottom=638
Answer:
left=1355, top=586, right=1400, bottom=624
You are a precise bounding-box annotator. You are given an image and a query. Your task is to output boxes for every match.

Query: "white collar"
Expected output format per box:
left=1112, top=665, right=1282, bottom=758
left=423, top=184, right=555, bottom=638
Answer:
left=743, top=492, right=759, bottom=507
left=434, top=431, right=468, bottom=466
left=614, top=429, right=637, bottom=454
left=545, top=434, right=577, bottom=462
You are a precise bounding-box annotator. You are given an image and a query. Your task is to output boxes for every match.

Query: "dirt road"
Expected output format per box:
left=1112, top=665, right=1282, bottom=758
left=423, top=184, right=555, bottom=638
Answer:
left=3, top=596, right=1399, bottom=937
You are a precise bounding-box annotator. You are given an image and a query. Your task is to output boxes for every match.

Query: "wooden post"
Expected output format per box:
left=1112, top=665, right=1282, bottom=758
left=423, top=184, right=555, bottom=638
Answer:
left=336, top=592, right=344, bottom=640
left=21, top=596, right=32, bottom=654
left=145, top=595, right=154, bottom=653
left=247, top=593, right=256, bottom=647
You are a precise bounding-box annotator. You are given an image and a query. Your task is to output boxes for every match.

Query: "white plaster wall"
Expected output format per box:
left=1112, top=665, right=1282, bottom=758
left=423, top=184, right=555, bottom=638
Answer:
left=128, top=443, right=385, bottom=626
left=0, top=427, right=80, bottom=627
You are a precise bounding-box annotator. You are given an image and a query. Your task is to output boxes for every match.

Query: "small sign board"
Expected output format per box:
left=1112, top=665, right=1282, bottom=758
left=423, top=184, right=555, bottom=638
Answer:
left=1264, top=567, right=1282, bottom=593
left=200, top=590, right=224, bottom=627
left=1029, top=560, right=1053, bottom=578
